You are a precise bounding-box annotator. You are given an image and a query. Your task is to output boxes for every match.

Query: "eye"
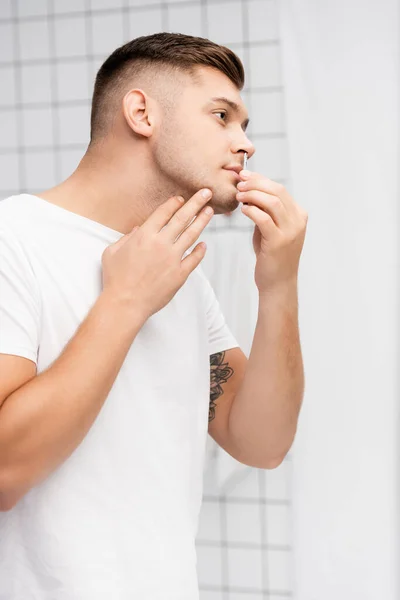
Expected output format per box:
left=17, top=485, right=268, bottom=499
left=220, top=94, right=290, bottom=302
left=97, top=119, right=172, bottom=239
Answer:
left=215, top=111, right=228, bottom=122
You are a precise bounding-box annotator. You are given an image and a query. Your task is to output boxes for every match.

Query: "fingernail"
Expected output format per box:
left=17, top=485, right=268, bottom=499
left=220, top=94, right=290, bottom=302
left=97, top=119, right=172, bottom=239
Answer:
left=201, top=189, right=212, bottom=198
left=241, top=170, right=251, bottom=178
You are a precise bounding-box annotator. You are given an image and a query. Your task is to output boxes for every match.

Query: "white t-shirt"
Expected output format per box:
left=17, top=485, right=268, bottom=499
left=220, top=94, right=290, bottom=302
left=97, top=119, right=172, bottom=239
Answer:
left=0, top=193, right=239, bottom=600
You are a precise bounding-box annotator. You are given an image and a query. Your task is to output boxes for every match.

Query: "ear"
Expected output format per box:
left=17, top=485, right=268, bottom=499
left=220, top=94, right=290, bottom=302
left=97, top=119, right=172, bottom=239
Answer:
left=122, top=89, right=155, bottom=139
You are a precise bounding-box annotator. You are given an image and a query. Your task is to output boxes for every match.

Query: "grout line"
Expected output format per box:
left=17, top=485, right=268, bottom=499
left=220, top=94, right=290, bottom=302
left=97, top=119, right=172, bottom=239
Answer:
left=0, top=0, right=276, bottom=25
left=47, top=0, right=62, bottom=183
left=0, top=41, right=280, bottom=69
left=199, top=583, right=293, bottom=596
left=11, top=0, right=25, bottom=191
left=258, top=469, right=270, bottom=599
left=219, top=494, right=230, bottom=600
left=196, top=540, right=292, bottom=551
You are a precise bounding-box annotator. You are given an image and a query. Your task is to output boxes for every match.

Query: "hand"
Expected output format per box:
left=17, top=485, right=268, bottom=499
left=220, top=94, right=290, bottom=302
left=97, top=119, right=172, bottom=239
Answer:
left=236, top=170, right=308, bottom=294
left=101, top=189, right=214, bottom=321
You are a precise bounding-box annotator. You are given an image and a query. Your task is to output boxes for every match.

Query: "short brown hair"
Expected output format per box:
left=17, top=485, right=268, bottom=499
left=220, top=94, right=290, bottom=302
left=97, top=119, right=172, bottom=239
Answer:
left=89, top=32, right=245, bottom=144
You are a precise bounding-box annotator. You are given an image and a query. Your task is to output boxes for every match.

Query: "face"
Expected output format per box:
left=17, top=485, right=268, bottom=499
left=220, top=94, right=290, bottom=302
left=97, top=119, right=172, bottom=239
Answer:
left=151, top=67, right=255, bottom=215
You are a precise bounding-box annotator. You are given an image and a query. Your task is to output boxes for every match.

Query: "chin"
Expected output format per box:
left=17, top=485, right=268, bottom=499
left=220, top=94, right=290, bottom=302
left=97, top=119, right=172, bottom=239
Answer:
left=210, top=196, right=240, bottom=215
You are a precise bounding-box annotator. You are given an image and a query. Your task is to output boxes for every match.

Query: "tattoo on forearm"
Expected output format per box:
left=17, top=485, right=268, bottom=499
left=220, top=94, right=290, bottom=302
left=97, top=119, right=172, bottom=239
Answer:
left=209, top=351, right=234, bottom=423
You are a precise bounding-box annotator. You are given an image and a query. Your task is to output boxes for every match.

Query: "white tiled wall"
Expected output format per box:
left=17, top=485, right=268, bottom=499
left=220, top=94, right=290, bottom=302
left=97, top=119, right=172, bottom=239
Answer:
left=0, top=1, right=293, bottom=597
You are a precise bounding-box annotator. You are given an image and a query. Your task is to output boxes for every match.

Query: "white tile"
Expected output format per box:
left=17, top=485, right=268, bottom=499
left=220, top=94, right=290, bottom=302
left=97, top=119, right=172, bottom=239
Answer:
left=251, top=90, right=284, bottom=134
left=17, top=0, right=48, bottom=18
left=249, top=44, right=281, bottom=88
left=91, top=11, right=125, bottom=56
left=0, top=111, right=18, bottom=149
left=240, top=88, right=251, bottom=105
left=167, top=4, right=203, bottom=38
left=196, top=545, right=223, bottom=587
left=265, top=549, right=292, bottom=591
left=88, top=56, right=104, bottom=89
left=0, top=67, right=16, bottom=107
left=90, top=0, right=125, bottom=9
left=264, top=459, right=290, bottom=500
left=196, top=499, right=221, bottom=543
left=265, top=504, right=291, bottom=546
left=0, top=154, right=19, bottom=190
left=251, top=137, right=288, bottom=181
left=0, top=0, right=12, bottom=19
left=57, top=61, right=91, bottom=101
left=20, top=63, right=52, bottom=104
left=0, top=23, right=15, bottom=62
left=248, top=0, right=279, bottom=42
left=226, top=501, right=262, bottom=545
left=206, top=1, right=243, bottom=46
left=19, top=20, right=50, bottom=61
left=54, top=15, right=86, bottom=58
left=228, top=546, right=263, bottom=589
left=230, top=45, right=248, bottom=80
left=53, top=0, right=86, bottom=14
left=25, top=151, right=57, bottom=189
left=229, top=595, right=263, bottom=600
left=199, top=591, right=223, bottom=600
left=22, top=107, right=54, bottom=147
left=226, top=467, right=259, bottom=499
left=59, top=147, right=85, bottom=180
left=129, top=7, right=163, bottom=38
left=202, top=460, right=220, bottom=495
left=127, top=0, right=161, bottom=6
left=58, top=104, right=91, bottom=145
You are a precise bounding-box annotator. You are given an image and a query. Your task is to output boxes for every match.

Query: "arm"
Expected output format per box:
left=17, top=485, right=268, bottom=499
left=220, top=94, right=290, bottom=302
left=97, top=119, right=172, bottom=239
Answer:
left=0, top=189, right=217, bottom=511
left=228, top=282, right=304, bottom=467
left=0, top=291, right=145, bottom=511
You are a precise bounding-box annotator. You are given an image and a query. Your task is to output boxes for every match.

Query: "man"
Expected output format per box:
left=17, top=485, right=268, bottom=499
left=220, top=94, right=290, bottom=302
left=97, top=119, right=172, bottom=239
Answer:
left=0, top=32, right=307, bottom=599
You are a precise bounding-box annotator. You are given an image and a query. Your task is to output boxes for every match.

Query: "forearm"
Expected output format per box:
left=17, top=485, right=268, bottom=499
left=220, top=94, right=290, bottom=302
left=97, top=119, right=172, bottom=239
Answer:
left=229, top=281, right=304, bottom=467
left=0, top=291, right=146, bottom=506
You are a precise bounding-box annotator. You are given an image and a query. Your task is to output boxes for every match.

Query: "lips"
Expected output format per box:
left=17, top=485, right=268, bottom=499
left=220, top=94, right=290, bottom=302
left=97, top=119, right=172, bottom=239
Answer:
left=224, top=168, right=241, bottom=181
left=224, top=165, right=243, bottom=175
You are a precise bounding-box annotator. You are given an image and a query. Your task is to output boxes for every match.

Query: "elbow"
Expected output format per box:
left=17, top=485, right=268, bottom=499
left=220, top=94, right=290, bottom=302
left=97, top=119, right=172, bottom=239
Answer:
left=243, top=453, right=286, bottom=470
left=236, top=451, right=287, bottom=470
left=0, top=494, right=17, bottom=512
left=0, top=489, right=18, bottom=512
left=261, top=454, right=286, bottom=470
left=0, top=470, right=21, bottom=512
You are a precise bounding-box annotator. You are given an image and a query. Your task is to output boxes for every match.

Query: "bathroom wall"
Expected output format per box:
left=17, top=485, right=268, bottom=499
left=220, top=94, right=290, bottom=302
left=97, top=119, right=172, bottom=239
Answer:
left=0, top=1, right=293, bottom=598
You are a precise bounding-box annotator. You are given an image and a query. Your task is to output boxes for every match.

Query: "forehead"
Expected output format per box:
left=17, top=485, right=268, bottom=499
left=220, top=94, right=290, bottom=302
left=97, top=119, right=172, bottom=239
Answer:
left=183, top=66, right=247, bottom=114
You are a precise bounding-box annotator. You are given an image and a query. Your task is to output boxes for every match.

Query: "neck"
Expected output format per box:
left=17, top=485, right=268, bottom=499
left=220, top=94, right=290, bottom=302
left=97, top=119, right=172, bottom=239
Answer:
left=38, top=141, right=180, bottom=235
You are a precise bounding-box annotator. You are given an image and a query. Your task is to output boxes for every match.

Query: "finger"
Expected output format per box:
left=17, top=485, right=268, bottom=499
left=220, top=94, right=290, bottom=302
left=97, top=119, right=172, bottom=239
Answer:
left=241, top=203, right=277, bottom=238
left=238, top=174, right=293, bottom=209
left=141, top=195, right=186, bottom=234
left=174, top=204, right=214, bottom=253
left=180, top=241, right=207, bottom=280
left=161, top=188, right=213, bottom=241
left=237, top=190, right=288, bottom=227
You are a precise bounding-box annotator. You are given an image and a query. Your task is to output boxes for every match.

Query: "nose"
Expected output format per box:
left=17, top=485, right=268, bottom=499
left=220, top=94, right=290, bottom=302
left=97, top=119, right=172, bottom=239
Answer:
left=232, top=134, right=255, bottom=163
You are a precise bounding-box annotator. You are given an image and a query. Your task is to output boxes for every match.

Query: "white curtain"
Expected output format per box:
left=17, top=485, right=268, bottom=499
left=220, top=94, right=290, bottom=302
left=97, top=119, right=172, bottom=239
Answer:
left=278, top=1, right=400, bottom=598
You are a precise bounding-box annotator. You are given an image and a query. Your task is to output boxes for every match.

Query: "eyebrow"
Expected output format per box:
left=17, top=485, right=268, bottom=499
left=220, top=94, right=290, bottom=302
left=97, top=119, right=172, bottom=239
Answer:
left=209, top=96, right=250, bottom=131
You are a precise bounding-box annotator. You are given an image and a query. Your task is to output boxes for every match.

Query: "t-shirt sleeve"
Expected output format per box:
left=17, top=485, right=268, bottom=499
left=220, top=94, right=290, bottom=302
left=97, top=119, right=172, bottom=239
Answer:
left=0, top=226, right=41, bottom=364
left=197, top=267, right=239, bottom=356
